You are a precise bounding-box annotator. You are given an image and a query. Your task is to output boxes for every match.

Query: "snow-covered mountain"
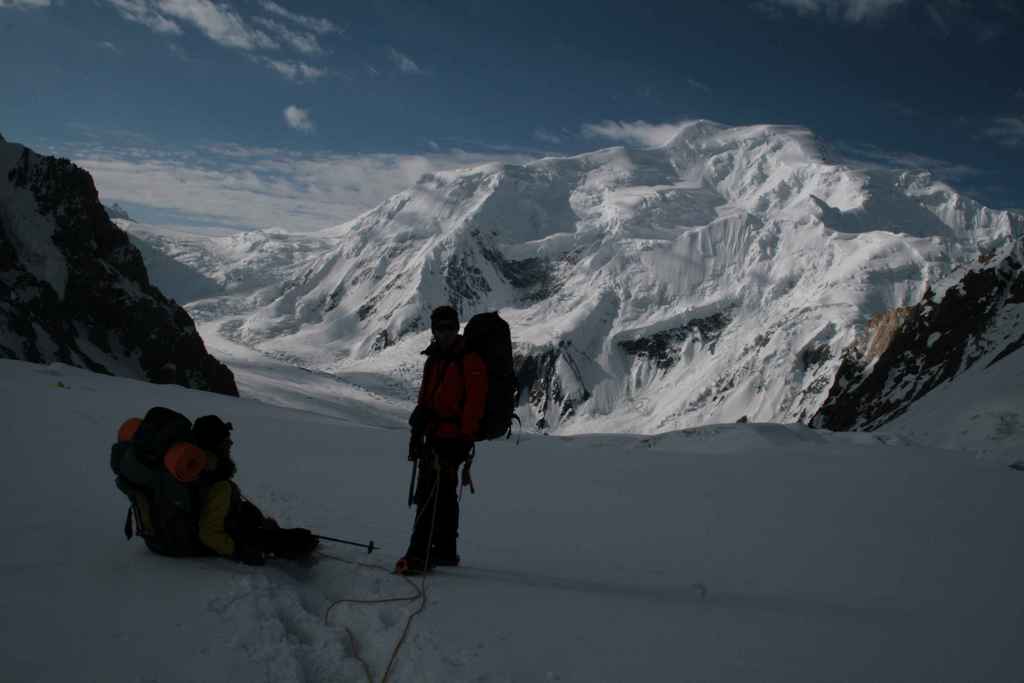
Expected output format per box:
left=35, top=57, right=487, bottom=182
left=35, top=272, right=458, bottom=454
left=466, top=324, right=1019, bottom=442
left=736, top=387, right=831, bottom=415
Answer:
left=0, top=135, right=237, bottom=395
left=812, top=236, right=1023, bottom=434
left=120, top=223, right=335, bottom=317
left=126, top=121, right=1023, bottom=433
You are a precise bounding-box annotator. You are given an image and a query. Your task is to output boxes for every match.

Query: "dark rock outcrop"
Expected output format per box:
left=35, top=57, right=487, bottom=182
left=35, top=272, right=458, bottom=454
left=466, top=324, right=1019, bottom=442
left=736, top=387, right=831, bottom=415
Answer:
left=0, top=138, right=237, bottom=395
left=811, top=239, right=1023, bottom=430
left=619, top=312, right=731, bottom=370
left=104, top=202, right=135, bottom=222
left=515, top=342, right=591, bottom=430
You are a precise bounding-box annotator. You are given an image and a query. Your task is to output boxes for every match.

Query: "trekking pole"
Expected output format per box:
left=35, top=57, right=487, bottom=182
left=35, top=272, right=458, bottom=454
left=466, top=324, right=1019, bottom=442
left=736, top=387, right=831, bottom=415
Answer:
left=315, top=534, right=377, bottom=554
left=407, top=459, right=418, bottom=507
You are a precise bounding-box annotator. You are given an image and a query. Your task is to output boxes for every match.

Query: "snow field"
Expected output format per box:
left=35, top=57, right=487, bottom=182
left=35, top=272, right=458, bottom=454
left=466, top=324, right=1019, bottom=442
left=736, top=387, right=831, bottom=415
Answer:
left=2, top=358, right=1023, bottom=682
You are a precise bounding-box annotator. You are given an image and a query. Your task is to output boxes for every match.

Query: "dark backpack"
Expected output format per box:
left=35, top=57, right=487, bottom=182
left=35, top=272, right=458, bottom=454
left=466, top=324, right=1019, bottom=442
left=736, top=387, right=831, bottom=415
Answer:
left=131, top=407, right=193, bottom=466
left=110, top=407, right=206, bottom=557
left=462, top=311, right=520, bottom=440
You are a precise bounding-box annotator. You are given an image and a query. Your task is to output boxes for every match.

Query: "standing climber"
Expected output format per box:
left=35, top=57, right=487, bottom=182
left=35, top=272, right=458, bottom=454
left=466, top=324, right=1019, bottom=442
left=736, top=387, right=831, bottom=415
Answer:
left=396, top=305, right=487, bottom=575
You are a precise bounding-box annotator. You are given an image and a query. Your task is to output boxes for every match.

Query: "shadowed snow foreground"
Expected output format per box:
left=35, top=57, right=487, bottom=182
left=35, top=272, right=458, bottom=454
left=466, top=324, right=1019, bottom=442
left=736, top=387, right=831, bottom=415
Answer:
left=2, top=359, right=1022, bottom=682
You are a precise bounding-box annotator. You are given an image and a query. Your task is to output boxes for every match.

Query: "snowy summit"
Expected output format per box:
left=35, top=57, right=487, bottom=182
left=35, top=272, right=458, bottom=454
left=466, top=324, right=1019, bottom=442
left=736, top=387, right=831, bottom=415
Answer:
left=127, top=121, right=1021, bottom=435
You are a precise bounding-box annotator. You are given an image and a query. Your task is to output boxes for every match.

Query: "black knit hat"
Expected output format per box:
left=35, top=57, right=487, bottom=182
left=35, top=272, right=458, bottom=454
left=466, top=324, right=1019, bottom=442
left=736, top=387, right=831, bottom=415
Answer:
left=430, top=305, right=459, bottom=327
left=192, top=415, right=233, bottom=451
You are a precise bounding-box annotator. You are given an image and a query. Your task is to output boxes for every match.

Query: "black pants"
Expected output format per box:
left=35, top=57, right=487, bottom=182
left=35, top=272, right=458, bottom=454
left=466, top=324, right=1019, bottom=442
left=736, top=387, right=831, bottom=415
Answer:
left=406, top=438, right=472, bottom=560
left=232, top=500, right=316, bottom=559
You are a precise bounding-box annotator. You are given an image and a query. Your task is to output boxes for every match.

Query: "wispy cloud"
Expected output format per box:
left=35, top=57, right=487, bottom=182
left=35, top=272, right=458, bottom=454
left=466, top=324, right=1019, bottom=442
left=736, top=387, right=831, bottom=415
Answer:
left=98, top=41, right=121, bottom=53
left=757, top=0, right=909, bottom=22
left=687, top=78, right=711, bottom=93
left=106, top=0, right=182, bottom=34
left=388, top=47, right=421, bottom=74
left=924, top=4, right=944, bottom=32
left=262, top=58, right=327, bottom=82
left=836, top=142, right=981, bottom=179
left=253, top=16, right=322, bottom=55
left=105, top=0, right=277, bottom=47
left=533, top=128, right=562, bottom=145
left=0, top=0, right=51, bottom=8
left=581, top=120, right=686, bottom=148
left=258, top=0, right=338, bottom=35
left=284, top=105, right=314, bottom=133
left=103, top=1, right=341, bottom=80
left=67, top=141, right=535, bottom=233
left=154, top=0, right=276, bottom=50
left=1015, top=89, right=1024, bottom=100
left=983, top=117, right=1024, bottom=148
left=168, top=43, right=189, bottom=60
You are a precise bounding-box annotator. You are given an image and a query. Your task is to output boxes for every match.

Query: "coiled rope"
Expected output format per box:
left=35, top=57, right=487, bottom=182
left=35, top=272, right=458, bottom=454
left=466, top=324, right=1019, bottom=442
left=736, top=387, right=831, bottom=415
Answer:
left=320, top=459, right=442, bottom=683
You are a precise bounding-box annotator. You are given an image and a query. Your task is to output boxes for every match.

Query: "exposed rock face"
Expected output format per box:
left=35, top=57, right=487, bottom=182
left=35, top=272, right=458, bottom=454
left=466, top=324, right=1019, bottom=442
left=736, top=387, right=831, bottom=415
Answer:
left=515, top=342, right=592, bottom=430
left=0, top=138, right=238, bottom=396
left=619, top=312, right=731, bottom=370
left=104, top=203, right=135, bottom=222
left=811, top=238, right=1024, bottom=430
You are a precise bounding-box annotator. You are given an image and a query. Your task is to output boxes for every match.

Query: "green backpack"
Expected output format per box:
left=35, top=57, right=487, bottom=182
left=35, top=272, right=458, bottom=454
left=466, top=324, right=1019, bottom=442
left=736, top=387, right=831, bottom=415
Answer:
left=110, top=407, right=207, bottom=557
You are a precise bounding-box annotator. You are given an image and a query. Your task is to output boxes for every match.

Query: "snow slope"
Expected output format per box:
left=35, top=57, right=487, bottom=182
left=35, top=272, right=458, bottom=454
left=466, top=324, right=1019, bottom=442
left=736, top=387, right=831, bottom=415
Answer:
left=880, top=341, right=1024, bottom=463
left=123, top=121, right=1024, bottom=436
left=3, top=357, right=1023, bottom=683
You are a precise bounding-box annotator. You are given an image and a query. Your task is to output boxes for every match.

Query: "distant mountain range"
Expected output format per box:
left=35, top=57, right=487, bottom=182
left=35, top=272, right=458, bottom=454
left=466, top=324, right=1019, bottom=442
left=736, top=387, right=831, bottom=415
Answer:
left=112, top=120, right=1023, bottom=434
left=0, top=134, right=237, bottom=395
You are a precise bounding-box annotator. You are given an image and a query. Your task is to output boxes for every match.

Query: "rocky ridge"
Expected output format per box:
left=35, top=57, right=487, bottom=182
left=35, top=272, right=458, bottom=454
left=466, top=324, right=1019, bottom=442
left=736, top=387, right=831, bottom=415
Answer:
left=0, top=137, right=237, bottom=395
left=812, top=237, right=1024, bottom=430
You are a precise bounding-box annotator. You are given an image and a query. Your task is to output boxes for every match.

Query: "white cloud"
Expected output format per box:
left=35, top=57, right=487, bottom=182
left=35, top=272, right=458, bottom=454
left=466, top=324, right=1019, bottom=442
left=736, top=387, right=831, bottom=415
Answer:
left=836, top=142, right=980, bottom=179
left=156, top=0, right=276, bottom=50
left=106, top=0, right=181, bottom=34
left=264, top=59, right=327, bottom=82
left=759, top=0, right=909, bottom=22
left=984, top=117, right=1024, bottom=148
left=388, top=47, right=421, bottom=74
left=68, top=142, right=535, bottom=233
left=168, top=43, right=189, bottom=60
left=284, top=105, right=314, bottom=133
left=253, top=16, right=322, bottom=55
left=99, top=41, right=121, bottom=53
left=533, top=128, right=562, bottom=144
left=0, top=0, right=51, bottom=8
left=687, top=78, right=711, bottom=93
left=581, top=120, right=686, bottom=148
left=105, top=0, right=277, bottom=49
left=925, top=3, right=949, bottom=33
left=259, top=0, right=338, bottom=35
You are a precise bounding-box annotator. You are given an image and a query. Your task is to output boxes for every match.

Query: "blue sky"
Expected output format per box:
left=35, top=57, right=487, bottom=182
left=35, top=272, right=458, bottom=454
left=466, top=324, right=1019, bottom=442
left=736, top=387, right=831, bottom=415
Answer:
left=1, top=0, right=1021, bottom=232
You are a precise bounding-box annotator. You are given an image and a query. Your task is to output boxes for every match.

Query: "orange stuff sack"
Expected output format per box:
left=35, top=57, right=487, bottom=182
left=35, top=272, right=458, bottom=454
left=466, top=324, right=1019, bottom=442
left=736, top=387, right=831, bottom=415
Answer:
left=164, top=442, right=208, bottom=483
left=118, top=417, right=143, bottom=443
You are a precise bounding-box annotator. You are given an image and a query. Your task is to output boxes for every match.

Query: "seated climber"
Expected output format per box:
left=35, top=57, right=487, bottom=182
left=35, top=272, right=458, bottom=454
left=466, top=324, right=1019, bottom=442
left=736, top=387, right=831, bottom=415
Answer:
left=184, top=415, right=320, bottom=565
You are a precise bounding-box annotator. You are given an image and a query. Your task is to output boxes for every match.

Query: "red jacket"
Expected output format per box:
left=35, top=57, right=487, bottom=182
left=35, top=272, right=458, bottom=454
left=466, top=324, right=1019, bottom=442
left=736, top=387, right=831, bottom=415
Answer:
left=417, top=337, right=488, bottom=440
